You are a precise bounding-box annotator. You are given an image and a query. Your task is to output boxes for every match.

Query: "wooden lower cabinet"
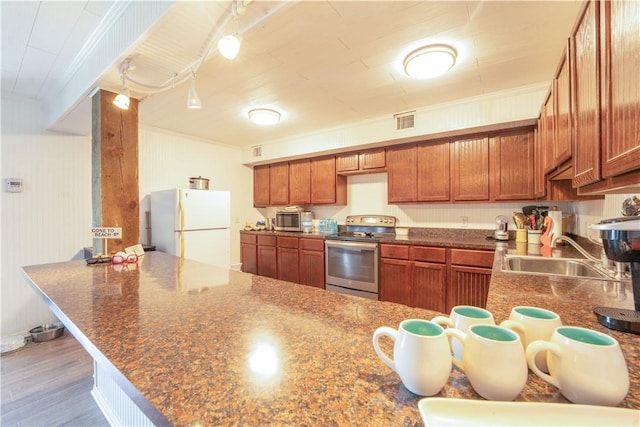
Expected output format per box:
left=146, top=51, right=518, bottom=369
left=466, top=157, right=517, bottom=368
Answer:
left=277, top=237, right=299, bottom=283
left=446, top=248, right=494, bottom=312
left=257, top=235, right=277, bottom=279
left=380, top=244, right=493, bottom=313
left=380, top=244, right=447, bottom=312
left=241, top=233, right=325, bottom=288
left=240, top=234, right=257, bottom=274
left=299, top=238, right=325, bottom=288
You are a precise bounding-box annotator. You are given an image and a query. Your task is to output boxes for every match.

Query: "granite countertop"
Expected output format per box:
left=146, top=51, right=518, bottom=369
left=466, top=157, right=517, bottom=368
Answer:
left=22, top=241, right=640, bottom=425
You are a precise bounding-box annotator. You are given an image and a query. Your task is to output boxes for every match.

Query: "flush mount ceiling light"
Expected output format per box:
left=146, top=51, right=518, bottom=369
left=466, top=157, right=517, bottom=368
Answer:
left=186, top=70, right=202, bottom=109
left=403, top=44, right=457, bottom=79
left=113, top=60, right=131, bottom=110
left=248, top=108, right=281, bottom=125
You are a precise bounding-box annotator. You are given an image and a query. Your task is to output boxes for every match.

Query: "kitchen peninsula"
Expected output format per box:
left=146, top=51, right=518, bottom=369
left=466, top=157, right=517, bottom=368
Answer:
left=22, top=249, right=640, bottom=426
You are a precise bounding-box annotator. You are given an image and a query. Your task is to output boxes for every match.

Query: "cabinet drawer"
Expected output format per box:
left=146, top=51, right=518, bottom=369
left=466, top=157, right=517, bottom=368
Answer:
left=257, top=235, right=277, bottom=246
left=300, top=238, right=324, bottom=251
left=410, top=246, right=446, bottom=263
left=450, top=249, right=495, bottom=268
left=240, top=233, right=257, bottom=244
left=380, top=244, right=409, bottom=260
left=277, top=236, right=299, bottom=249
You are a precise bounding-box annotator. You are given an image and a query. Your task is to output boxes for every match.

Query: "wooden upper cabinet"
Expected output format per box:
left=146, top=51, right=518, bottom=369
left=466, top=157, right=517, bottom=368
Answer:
left=269, top=162, right=289, bottom=206
left=491, top=129, right=535, bottom=201
left=417, top=140, right=450, bottom=202
left=542, top=87, right=556, bottom=174
left=571, top=0, right=601, bottom=187
left=289, top=159, right=311, bottom=206
left=555, top=44, right=572, bottom=166
left=310, top=156, right=346, bottom=205
left=387, top=145, right=417, bottom=203
left=253, top=165, right=270, bottom=207
left=451, top=136, right=490, bottom=201
left=336, top=148, right=386, bottom=174
left=599, top=0, right=640, bottom=179
left=533, top=125, right=546, bottom=198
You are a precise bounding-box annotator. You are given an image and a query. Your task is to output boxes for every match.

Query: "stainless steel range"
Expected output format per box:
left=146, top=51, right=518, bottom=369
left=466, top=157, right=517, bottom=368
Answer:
left=325, top=215, right=396, bottom=300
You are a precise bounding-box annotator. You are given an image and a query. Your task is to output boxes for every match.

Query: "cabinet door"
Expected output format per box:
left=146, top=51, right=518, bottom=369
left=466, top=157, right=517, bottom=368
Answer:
left=600, top=0, right=640, bottom=178
left=310, top=157, right=346, bottom=205
left=533, top=125, right=546, bottom=198
left=491, top=130, right=535, bottom=201
left=277, top=247, right=299, bottom=283
left=299, top=249, right=325, bottom=288
left=447, top=265, right=492, bottom=312
left=571, top=0, right=601, bottom=187
left=257, top=245, right=277, bottom=279
left=412, top=262, right=447, bottom=313
left=360, top=148, right=386, bottom=170
left=289, top=159, right=311, bottom=206
left=387, top=145, right=417, bottom=203
left=417, top=140, right=450, bottom=202
left=269, top=162, right=289, bottom=206
left=555, top=45, right=572, bottom=166
left=379, top=258, right=412, bottom=306
left=253, top=165, right=270, bottom=207
left=542, top=85, right=556, bottom=174
left=336, top=153, right=359, bottom=172
left=240, top=243, right=257, bottom=274
left=451, top=137, right=490, bottom=201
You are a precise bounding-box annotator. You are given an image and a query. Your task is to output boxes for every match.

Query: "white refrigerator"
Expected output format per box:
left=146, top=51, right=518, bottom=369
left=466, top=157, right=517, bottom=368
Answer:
left=150, top=189, right=231, bottom=269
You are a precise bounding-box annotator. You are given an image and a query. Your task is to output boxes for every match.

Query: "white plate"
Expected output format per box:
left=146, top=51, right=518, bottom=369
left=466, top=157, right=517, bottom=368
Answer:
left=419, top=398, right=640, bottom=427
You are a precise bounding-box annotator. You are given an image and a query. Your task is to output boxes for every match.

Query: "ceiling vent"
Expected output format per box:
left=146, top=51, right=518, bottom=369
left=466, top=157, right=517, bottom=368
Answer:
left=394, top=111, right=415, bottom=130
left=252, top=145, right=263, bottom=157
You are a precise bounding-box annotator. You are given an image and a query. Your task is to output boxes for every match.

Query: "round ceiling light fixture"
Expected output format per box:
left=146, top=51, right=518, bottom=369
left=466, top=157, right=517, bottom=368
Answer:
left=248, top=108, right=281, bottom=126
left=403, top=44, right=457, bottom=79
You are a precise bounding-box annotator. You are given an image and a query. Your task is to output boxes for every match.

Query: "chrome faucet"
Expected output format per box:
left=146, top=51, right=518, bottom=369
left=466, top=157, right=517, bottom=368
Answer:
left=550, top=235, right=603, bottom=264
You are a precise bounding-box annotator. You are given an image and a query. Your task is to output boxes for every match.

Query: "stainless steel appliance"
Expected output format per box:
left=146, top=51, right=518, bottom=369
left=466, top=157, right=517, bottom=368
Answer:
left=275, top=208, right=303, bottom=231
left=591, top=216, right=640, bottom=334
left=325, top=215, right=396, bottom=300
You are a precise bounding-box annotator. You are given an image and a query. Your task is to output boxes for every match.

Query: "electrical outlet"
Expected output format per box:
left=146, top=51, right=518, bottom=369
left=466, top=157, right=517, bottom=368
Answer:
left=461, top=216, right=469, bottom=227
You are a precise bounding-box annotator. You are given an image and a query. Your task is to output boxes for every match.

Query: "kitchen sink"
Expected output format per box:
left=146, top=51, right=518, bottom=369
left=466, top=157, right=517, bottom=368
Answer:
left=503, top=255, right=617, bottom=280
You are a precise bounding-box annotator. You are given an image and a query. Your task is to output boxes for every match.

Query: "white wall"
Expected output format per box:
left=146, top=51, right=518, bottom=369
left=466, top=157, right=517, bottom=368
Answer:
left=1, top=95, right=93, bottom=337
left=1, top=96, right=256, bottom=337
left=138, top=126, right=255, bottom=269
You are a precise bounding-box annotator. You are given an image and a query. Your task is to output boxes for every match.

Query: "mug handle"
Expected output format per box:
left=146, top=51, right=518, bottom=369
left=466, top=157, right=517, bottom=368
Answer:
left=431, top=316, right=454, bottom=329
left=444, top=328, right=466, bottom=371
left=372, top=326, right=398, bottom=371
left=525, top=340, right=562, bottom=388
left=500, top=320, right=525, bottom=343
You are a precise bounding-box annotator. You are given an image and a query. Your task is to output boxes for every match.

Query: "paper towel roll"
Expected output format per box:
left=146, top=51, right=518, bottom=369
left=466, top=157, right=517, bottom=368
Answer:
left=548, top=209, right=563, bottom=241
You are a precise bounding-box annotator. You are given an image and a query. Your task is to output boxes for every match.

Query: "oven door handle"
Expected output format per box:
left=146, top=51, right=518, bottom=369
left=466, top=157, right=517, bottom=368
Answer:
left=325, top=240, right=379, bottom=250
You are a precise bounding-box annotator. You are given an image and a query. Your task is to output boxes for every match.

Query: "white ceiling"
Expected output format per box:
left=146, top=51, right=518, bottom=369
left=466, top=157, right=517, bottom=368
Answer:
left=1, top=1, right=584, bottom=149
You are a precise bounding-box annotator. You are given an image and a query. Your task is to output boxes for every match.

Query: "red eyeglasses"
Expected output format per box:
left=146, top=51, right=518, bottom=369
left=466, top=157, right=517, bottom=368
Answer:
left=111, top=252, right=138, bottom=264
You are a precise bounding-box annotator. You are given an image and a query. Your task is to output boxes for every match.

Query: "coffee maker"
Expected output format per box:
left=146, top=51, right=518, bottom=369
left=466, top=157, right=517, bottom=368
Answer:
left=495, top=215, right=509, bottom=241
left=591, top=216, right=640, bottom=334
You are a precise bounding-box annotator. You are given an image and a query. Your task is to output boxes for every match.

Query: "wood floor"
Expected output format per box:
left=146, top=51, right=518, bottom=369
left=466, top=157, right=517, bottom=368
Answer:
left=1, top=332, right=109, bottom=426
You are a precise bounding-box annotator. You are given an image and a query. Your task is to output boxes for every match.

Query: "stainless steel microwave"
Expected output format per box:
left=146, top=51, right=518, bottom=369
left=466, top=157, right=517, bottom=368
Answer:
left=275, top=210, right=301, bottom=231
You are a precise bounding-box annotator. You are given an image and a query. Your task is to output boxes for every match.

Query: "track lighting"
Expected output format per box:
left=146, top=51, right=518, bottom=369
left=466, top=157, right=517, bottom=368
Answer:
left=186, top=70, right=202, bottom=109
left=218, top=34, right=241, bottom=60
left=113, top=87, right=130, bottom=110
left=113, top=61, right=131, bottom=110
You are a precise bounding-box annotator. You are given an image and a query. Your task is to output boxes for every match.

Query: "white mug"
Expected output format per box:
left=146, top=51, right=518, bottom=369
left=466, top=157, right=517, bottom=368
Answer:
left=373, top=319, right=451, bottom=396
left=526, top=326, right=629, bottom=406
left=500, top=306, right=562, bottom=373
left=445, top=324, right=528, bottom=401
left=432, top=305, right=495, bottom=361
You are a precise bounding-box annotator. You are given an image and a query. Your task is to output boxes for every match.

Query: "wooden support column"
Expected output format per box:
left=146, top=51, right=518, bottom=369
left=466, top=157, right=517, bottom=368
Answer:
left=91, top=89, right=139, bottom=254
